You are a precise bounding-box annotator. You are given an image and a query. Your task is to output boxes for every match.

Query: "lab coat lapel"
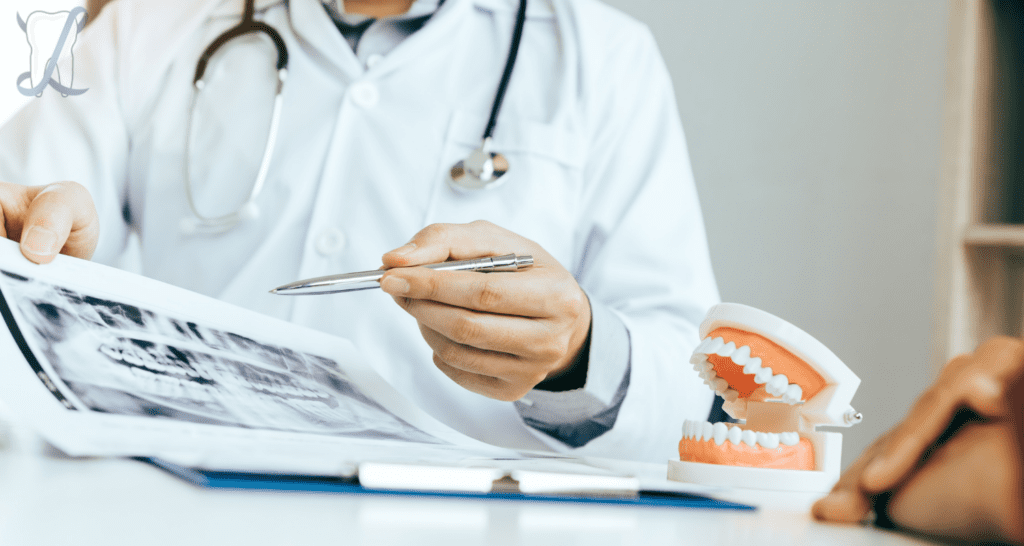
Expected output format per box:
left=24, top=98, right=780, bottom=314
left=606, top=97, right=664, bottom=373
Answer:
left=355, top=0, right=472, bottom=77
left=285, top=0, right=365, bottom=78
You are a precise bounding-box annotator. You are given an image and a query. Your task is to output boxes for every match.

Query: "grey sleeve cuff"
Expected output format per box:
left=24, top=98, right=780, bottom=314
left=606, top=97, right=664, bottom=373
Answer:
left=514, top=299, right=631, bottom=448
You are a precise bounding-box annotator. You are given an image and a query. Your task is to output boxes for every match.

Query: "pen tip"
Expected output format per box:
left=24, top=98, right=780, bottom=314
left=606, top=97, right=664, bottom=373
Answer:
left=269, top=288, right=278, bottom=294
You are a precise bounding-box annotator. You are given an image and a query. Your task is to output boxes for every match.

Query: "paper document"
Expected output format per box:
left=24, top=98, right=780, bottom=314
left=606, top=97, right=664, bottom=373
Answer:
left=0, top=238, right=523, bottom=471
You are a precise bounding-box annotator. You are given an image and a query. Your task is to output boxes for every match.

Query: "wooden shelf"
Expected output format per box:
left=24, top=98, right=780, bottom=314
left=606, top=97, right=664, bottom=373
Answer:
left=934, top=2, right=1024, bottom=364
left=963, top=224, right=1024, bottom=247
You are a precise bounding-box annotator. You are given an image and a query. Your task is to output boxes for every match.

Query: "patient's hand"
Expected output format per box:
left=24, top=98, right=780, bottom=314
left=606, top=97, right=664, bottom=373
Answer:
left=813, top=336, right=1024, bottom=543
left=0, top=181, right=98, bottom=264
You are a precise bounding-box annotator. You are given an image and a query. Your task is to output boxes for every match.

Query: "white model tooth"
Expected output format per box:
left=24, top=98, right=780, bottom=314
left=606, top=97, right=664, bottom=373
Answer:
left=753, top=367, right=773, bottom=384
left=730, top=345, right=751, bottom=365
left=727, top=425, right=742, bottom=445
left=24, top=11, right=81, bottom=95
left=682, top=420, right=691, bottom=438
left=694, top=362, right=713, bottom=374
left=743, top=356, right=762, bottom=375
left=757, top=432, right=780, bottom=449
left=701, top=422, right=714, bottom=441
left=767, top=374, right=789, bottom=396
left=695, top=337, right=713, bottom=354
left=704, top=337, right=724, bottom=355
left=715, top=341, right=737, bottom=357
left=741, top=430, right=757, bottom=446
left=710, top=378, right=728, bottom=393
left=712, top=422, right=728, bottom=445
left=784, top=384, right=803, bottom=404
left=780, top=432, right=800, bottom=446
left=689, top=352, right=708, bottom=365
left=722, top=388, right=739, bottom=402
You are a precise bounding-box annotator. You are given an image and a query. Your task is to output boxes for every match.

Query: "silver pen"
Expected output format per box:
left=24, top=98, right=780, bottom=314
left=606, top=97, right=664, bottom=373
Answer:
left=270, top=254, right=535, bottom=295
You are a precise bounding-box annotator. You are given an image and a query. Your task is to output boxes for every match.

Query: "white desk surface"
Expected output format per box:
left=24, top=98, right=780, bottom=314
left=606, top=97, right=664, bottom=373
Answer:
left=0, top=428, right=936, bottom=546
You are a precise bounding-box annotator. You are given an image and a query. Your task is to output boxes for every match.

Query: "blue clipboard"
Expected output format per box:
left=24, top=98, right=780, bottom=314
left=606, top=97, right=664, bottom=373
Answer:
left=144, top=458, right=755, bottom=511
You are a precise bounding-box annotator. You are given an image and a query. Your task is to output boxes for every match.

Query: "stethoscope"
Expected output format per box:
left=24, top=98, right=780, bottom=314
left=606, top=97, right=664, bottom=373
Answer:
left=182, top=0, right=527, bottom=234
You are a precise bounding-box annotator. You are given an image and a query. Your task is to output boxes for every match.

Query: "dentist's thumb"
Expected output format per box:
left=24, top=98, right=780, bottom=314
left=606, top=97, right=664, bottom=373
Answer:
left=15, top=182, right=99, bottom=264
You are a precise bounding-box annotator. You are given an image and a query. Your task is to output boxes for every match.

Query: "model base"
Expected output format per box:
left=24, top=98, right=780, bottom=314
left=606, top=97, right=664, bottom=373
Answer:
left=667, top=459, right=838, bottom=493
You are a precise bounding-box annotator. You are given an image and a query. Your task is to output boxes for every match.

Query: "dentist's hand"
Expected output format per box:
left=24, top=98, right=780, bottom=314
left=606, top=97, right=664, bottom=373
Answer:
left=0, top=181, right=99, bottom=264
left=380, top=221, right=592, bottom=402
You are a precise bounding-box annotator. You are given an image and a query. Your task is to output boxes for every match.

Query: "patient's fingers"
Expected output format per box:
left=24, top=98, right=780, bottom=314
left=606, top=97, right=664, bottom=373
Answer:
left=812, top=434, right=888, bottom=523
left=861, top=337, right=1024, bottom=493
left=812, top=490, right=873, bottom=524
left=859, top=384, right=960, bottom=492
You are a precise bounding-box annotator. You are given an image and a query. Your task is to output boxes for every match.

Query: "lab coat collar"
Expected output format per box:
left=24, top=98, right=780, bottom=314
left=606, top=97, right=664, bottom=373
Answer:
left=471, top=0, right=554, bottom=19
left=321, top=0, right=442, bottom=24
left=287, top=0, right=471, bottom=79
left=209, top=0, right=287, bottom=18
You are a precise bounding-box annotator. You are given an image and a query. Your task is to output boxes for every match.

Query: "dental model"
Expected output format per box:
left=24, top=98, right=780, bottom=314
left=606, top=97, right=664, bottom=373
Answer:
left=667, top=303, right=861, bottom=492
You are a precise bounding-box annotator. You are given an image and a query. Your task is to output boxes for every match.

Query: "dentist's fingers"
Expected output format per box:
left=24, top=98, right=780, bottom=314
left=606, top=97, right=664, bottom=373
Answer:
left=383, top=221, right=593, bottom=400
left=381, top=267, right=580, bottom=318
left=17, top=182, right=99, bottom=264
left=382, top=220, right=541, bottom=268
left=431, top=355, right=512, bottom=400
left=859, top=337, right=1024, bottom=493
left=418, top=324, right=543, bottom=401
left=399, top=297, right=562, bottom=362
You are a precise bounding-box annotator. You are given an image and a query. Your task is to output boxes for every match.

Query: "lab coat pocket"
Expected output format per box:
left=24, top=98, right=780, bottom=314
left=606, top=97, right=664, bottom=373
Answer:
left=428, top=110, right=586, bottom=265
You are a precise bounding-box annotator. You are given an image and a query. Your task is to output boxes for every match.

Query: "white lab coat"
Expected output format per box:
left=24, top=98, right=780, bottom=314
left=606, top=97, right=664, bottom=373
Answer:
left=0, top=0, right=718, bottom=461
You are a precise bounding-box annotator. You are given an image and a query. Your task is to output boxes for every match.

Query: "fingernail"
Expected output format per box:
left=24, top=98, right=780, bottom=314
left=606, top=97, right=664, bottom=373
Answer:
left=388, top=243, right=416, bottom=256
left=21, top=226, right=59, bottom=256
left=380, top=276, right=410, bottom=295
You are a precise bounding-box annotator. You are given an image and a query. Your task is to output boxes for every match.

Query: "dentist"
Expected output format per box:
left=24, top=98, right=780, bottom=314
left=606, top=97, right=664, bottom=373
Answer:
left=0, top=0, right=719, bottom=461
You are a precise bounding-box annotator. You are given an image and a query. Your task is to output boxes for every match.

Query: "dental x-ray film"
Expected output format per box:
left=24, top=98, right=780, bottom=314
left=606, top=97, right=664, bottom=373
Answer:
left=0, top=239, right=507, bottom=467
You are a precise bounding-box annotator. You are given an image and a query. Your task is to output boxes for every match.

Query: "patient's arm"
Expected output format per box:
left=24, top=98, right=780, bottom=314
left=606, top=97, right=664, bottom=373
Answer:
left=813, top=336, right=1024, bottom=544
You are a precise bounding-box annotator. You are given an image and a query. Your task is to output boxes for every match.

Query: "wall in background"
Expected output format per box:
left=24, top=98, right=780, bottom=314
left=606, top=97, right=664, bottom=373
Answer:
left=601, top=0, right=951, bottom=466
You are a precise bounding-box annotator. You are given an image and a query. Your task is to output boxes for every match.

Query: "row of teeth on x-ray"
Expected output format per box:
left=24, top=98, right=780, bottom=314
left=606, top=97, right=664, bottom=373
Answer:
left=99, top=341, right=330, bottom=402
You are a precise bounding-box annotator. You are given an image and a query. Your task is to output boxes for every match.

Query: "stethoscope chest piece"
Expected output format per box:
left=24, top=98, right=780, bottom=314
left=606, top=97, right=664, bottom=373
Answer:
left=448, top=137, right=510, bottom=191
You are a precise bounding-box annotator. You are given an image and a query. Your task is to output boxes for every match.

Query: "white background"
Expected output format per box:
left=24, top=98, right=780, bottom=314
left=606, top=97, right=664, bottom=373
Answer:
left=0, top=0, right=953, bottom=468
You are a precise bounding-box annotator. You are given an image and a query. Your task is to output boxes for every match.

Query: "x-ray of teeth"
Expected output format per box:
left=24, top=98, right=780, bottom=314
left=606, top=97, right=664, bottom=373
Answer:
left=0, top=270, right=441, bottom=444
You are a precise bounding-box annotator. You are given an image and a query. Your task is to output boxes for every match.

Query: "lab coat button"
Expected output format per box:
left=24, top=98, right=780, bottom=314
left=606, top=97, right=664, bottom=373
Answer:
left=350, top=82, right=379, bottom=108
left=365, top=54, right=384, bottom=69
left=315, top=228, right=346, bottom=256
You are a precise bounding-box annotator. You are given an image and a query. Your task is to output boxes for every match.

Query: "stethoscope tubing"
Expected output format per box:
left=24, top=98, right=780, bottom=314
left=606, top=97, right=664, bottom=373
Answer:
left=182, top=0, right=289, bottom=233
left=183, top=0, right=527, bottom=232
left=482, top=0, right=527, bottom=140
